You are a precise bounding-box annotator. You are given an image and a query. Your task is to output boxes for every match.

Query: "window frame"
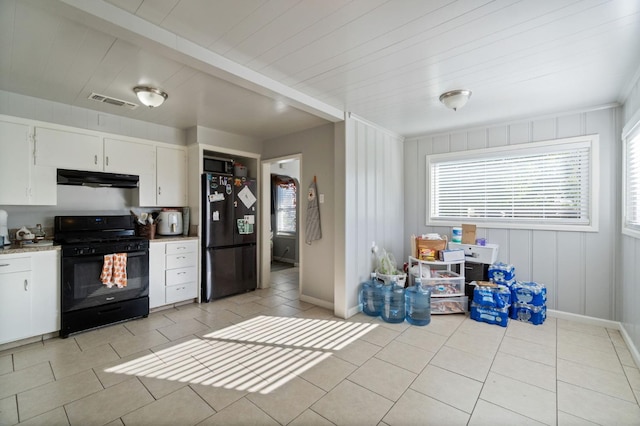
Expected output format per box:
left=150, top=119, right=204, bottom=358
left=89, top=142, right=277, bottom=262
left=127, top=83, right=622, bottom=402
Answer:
left=426, top=135, right=600, bottom=232
left=622, top=112, right=640, bottom=239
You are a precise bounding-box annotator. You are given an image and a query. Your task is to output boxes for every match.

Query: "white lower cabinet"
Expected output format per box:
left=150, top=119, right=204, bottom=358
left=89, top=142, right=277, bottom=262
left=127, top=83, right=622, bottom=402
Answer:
left=0, top=250, right=60, bottom=344
left=149, top=240, right=198, bottom=309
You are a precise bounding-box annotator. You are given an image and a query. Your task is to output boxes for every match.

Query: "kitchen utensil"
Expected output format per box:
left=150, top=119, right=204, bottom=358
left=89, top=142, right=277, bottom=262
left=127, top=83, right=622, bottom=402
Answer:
left=16, top=226, right=35, bottom=241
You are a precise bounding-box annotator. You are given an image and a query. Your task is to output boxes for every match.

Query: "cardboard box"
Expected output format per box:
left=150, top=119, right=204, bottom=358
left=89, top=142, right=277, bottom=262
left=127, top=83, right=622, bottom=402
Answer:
left=414, top=235, right=447, bottom=260
left=439, top=249, right=465, bottom=262
left=462, top=224, right=476, bottom=244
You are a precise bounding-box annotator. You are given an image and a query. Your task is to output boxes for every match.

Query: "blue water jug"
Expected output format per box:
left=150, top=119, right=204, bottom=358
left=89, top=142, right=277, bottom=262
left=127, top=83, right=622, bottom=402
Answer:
left=360, top=273, right=383, bottom=316
left=405, top=278, right=431, bottom=326
left=382, top=278, right=406, bottom=323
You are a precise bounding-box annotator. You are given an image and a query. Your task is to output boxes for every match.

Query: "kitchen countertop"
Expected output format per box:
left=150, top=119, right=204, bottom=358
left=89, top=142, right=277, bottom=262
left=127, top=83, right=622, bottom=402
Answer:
left=0, top=241, right=61, bottom=255
left=148, top=235, right=199, bottom=243
left=0, top=235, right=199, bottom=254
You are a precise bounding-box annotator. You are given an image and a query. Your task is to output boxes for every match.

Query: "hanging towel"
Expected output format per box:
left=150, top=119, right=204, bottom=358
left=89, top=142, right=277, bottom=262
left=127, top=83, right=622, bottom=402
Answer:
left=305, top=176, right=322, bottom=245
left=100, top=253, right=128, bottom=288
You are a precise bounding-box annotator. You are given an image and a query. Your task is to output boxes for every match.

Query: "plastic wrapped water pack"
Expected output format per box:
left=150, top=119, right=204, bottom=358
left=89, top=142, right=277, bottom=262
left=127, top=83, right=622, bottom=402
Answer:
left=511, top=281, right=547, bottom=306
left=488, top=262, right=516, bottom=284
left=473, top=285, right=511, bottom=309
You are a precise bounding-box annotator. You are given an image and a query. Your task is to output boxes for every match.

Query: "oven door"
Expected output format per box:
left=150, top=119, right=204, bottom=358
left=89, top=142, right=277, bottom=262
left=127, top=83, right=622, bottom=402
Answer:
left=62, top=250, right=149, bottom=312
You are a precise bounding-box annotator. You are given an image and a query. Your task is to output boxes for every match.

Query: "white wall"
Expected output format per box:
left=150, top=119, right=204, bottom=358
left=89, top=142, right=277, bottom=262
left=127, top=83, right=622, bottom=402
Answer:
left=621, top=71, right=640, bottom=356
left=404, top=106, right=619, bottom=320
left=0, top=90, right=185, bottom=145
left=262, top=123, right=336, bottom=305
left=338, top=115, right=405, bottom=318
left=270, top=159, right=300, bottom=182
left=190, top=125, right=261, bottom=154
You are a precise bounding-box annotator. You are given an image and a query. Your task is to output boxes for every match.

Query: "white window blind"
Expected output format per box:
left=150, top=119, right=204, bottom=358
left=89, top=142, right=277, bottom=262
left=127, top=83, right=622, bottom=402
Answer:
left=428, top=136, right=598, bottom=231
left=623, top=120, right=640, bottom=237
left=276, top=183, right=297, bottom=235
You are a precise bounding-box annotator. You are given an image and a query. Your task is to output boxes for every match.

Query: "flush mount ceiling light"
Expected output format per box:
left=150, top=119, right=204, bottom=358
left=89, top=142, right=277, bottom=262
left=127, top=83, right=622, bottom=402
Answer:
left=439, top=89, right=472, bottom=111
left=133, top=86, right=168, bottom=108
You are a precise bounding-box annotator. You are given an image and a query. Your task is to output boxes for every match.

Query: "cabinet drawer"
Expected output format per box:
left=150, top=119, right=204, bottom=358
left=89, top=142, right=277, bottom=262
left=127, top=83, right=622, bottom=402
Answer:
left=165, top=281, right=197, bottom=304
left=166, top=266, right=196, bottom=286
left=166, top=241, right=196, bottom=255
left=166, top=251, right=197, bottom=269
left=0, top=256, right=31, bottom=274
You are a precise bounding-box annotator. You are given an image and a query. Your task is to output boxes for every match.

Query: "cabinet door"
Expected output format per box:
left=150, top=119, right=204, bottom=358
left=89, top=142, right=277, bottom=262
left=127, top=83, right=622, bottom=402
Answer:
left=156, top=146, right=186, bottom=206
left=0, top=257, right=32, bottom=344
left=30, top=251, right=60, bottom=336
left=148, top=242, right=166, bottom=309
left=104, top=138, right=155, bottom=174
left=34, top=127, right=102, bottom=171
left=105, top=138, right=157, bottom=207
left=0, top=120, right=31, bottom=204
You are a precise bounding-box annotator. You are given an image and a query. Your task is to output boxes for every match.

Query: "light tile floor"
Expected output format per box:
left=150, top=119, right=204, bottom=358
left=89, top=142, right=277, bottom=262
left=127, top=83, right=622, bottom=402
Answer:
left=1, top=267, right=640, bottom=425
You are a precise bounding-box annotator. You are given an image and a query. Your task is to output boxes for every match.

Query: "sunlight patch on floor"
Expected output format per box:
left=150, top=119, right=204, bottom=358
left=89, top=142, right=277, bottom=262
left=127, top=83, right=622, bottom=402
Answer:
left=104, top=315, right=377, bottom=394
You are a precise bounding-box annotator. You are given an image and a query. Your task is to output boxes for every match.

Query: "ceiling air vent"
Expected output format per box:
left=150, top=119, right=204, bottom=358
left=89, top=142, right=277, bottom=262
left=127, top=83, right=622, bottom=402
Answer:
left=88, top=93, right=139, bottom=110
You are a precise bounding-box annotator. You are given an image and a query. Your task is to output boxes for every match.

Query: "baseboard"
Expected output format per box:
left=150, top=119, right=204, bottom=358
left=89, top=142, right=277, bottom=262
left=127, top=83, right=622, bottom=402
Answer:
left=299, top=294, right=333, bottom=311
left=347, top=305, right=361, bottom=318
left=548, top=309, right=640, bottom=369
left=547, top=309, right=621, bottom=330
left=620, top=325, right=640, bottom=371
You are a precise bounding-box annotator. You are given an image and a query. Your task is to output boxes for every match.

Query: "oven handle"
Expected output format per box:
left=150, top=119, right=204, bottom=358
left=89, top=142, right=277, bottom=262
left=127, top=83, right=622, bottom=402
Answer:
left=63, top=250, right=148, bottom=261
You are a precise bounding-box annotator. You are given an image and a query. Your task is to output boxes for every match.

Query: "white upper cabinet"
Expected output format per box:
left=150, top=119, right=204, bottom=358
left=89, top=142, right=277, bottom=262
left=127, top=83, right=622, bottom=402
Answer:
left=0, top=120, right=30, bottom=204
left=1, top=116, right=187, bottom=207
left=104, top=138, right=157, bottom=206
left=34, top=127, right=102, bottom=171
left=0, top=119, right=56, bottom=205
left=104, top=138, right=155, bottom=174
left=156, top=146, right=187, bottom=207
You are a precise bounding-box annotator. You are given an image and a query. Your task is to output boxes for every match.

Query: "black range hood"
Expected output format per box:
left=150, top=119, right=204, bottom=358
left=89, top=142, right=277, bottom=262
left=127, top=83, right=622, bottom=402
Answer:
left=57, top=169, right=139, bottom=188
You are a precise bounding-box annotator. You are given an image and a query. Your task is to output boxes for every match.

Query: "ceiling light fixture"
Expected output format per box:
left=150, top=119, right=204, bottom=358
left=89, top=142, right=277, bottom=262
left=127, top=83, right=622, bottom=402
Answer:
left=439, top=89, right=472, bottom=111
left=133, top=86, right=168, bottom=108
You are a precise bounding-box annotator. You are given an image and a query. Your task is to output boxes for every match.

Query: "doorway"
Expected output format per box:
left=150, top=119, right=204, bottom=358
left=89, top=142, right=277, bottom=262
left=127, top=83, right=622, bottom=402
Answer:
left=260, top=154, right=301, bottom=289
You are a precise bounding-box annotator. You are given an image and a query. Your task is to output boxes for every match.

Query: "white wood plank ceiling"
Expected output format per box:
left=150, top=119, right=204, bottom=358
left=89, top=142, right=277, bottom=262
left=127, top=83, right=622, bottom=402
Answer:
left=2, top=0, right=640, bottom=139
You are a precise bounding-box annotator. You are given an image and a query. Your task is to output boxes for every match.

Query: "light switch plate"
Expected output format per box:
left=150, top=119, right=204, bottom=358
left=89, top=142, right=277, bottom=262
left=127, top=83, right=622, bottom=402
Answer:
left=319, top=194, right=325, bottom=203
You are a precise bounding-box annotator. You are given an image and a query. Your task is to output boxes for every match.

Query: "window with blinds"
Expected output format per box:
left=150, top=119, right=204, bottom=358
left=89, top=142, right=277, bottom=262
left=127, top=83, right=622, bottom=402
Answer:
left=623, top=119, right=640, bottom=238
left=428, top=135, right=599, bottom=231
left=276, top=182, right=297, bottom=235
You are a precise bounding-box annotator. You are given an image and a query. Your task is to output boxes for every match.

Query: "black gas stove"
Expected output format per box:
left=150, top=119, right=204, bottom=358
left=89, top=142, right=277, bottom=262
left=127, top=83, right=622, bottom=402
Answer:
left=54, top=215, right=150, bottom=337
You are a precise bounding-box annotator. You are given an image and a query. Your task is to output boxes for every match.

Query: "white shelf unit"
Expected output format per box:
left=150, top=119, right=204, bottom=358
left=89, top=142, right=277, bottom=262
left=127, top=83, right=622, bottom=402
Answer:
left=408, top=256, right=468, bottom=314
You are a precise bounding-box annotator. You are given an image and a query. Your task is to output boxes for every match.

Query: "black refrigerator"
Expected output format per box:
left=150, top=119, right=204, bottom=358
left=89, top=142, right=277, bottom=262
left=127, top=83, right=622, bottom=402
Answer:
left=202, top=173, right=257, bottom=301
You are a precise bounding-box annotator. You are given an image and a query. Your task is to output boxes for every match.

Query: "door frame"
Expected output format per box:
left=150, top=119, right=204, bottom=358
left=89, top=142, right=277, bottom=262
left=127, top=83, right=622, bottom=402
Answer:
left=260, top=154, right=302, bottom=289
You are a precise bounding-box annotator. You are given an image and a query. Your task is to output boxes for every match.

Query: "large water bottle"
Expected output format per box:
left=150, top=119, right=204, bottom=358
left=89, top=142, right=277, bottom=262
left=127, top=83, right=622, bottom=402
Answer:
left=360, top=273, right=383, bottom=316
left=405, top=277, right=431, bottom=326
left=382, top=278, right=406, bottom=323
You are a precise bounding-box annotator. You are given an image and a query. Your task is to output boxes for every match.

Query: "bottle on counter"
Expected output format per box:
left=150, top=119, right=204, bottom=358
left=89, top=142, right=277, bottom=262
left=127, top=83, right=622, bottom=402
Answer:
left=34, top=224, right=45, bottom=240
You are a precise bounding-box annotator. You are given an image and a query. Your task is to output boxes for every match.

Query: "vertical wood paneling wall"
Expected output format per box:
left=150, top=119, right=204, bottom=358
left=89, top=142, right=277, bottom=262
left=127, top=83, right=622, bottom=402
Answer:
left=342, top=115, right=404, bottom=316
left=621, top=74, right=640, bottom=352
left=404, top=107, right=619, bottom=320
